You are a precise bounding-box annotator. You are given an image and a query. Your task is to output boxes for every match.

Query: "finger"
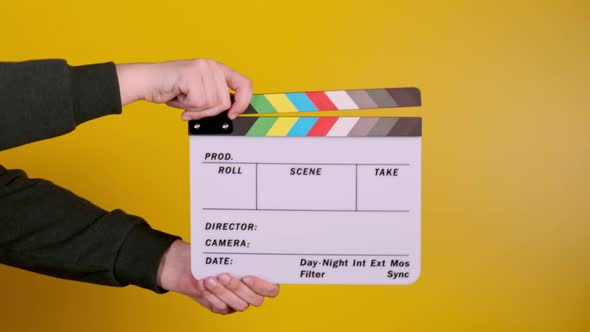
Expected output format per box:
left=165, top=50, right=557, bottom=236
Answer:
left=222, top=66, right=252, bottom=119
left=200, top=62, right=221, bottom=110
left=180, top=105, right=229, bottom=121
left=166, top=98, right=187, bottom=110
left=205, top=277, right=249, bottom=312
left=169, top=103, right=208, bottom=114
left=219, top=273, right=264, bottom=307
left=181, top=75, right=215, bottom=112
left=168, top=96, right=211, bottom=113
left=242, top=276, right=280, bottom=298
left=214, top=66, right=232, bottom=112
left=195, top=279, right=234, bottom=315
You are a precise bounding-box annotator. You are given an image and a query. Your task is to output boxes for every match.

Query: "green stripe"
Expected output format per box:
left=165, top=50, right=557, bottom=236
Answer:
left=247, top=117, right=277, bottom=136
left=250, top=95, right=277, bottom=113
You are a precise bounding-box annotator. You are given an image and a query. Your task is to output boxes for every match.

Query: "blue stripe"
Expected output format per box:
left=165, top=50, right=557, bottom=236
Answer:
left=286, top=93, right=318, bottom=112
left=287, top=117, right=318, bottom=136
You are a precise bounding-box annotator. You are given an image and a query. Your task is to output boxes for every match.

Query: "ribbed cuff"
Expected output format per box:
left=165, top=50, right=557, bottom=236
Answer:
left=114, top=223, right=180, bottom=293
left=68, top=62, right=122, bottom=125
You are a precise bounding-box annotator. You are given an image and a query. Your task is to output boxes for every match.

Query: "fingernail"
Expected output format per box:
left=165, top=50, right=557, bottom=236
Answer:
left=219, top=274, right=231, bottom=285
left=228, top=113, right=237, bottom=120
left=182, top=114, right=191, bottom=121
left=206, top=278, right=217, bottom=287
left=243, top=277, right=253, bottom=287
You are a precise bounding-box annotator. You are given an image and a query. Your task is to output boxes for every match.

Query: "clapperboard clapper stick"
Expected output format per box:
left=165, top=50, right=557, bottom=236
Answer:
left=188, top=87, right=422, bottom=284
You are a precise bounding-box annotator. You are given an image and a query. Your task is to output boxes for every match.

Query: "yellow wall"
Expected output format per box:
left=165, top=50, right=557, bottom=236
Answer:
left=0, top=1, right=588, bottom=331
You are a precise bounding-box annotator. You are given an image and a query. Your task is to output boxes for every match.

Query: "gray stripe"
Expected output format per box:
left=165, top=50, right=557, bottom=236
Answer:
left=367, top=89, right=398, bottom=107
left=348, top=117, right=380, bottom=136
left=388, top=117, right=421, bottom=136
left=369, top=118, right=399, bottom=136
left=347, top=90, right=378, bottom=109
left=387, top=88, right=421, bottom=107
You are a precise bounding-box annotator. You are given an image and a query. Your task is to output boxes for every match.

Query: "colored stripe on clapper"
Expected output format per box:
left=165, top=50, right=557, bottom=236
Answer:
left=228, top=87, right=421, bottom=137
left=243, top=87, right=420, bottom=115
left=232, top=117, right=421, bottom=137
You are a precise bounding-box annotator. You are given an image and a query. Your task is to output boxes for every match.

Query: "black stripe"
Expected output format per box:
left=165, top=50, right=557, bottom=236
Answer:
left=232, top=117, right=257, bottom=136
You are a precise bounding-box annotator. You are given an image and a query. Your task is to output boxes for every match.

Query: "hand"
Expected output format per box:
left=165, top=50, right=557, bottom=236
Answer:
left=157, top=240, right=280, bottom=314
left=116, top=59, right=252, bottom=120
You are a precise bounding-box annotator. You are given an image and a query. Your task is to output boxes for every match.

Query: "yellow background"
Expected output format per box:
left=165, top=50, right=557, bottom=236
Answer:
left=0, top=0, right=588, bottom=331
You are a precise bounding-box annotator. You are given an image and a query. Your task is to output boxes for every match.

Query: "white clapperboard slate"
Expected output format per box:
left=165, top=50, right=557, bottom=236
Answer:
left=188, top=88, right=422, bottom=284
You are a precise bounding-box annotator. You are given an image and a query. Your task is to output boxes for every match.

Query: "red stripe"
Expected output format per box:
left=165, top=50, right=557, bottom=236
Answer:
left=307, top=117, right=338, bottom=136
left=306, top=91, right=337, bottom=111
left=306, top=92, right=338, bottom=136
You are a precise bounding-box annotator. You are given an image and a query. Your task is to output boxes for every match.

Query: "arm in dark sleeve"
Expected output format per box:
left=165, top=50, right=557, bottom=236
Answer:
left=0, top=166, right=179, bottom=291
left=0, top=60, right=179, bottom=292
left=0, top=60, right=121, bottom=150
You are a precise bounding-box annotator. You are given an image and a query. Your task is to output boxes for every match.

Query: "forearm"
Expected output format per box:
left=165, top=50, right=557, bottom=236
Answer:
left=0, top=165, right=178, bottom=291
left=116, top=63, right=153, bottom=105
left=157, top=239, right=190, bottom=292
left=0, top=60, right=121, bottom=151
left=116, top=62, right=182, bottom=106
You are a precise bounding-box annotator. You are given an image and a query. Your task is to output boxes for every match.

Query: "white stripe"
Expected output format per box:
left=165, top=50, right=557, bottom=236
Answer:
left=327, top=117, right=360, bottom=136
left=325, top=91, right=359, bottom=110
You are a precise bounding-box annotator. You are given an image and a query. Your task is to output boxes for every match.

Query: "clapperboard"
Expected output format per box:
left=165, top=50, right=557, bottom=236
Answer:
left=188, top=88, right=422, bottom=284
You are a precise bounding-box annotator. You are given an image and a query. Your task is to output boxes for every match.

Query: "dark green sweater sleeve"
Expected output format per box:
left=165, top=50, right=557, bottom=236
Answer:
left=0, top=60, right=179, bottom=292
left=0, top=60, right=122, bottom=150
